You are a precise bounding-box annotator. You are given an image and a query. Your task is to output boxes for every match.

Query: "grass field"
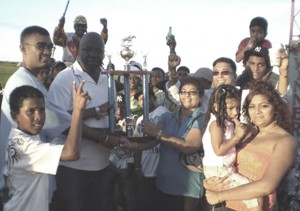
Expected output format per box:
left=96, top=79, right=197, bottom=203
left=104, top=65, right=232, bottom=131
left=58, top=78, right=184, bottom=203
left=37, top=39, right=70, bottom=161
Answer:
left=0, top=61, right=19, bottom=88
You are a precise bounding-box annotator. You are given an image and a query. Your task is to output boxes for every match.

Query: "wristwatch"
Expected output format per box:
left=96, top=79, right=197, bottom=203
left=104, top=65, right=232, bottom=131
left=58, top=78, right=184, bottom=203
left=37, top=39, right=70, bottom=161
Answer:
left=95, top=106, right=100, bottom=119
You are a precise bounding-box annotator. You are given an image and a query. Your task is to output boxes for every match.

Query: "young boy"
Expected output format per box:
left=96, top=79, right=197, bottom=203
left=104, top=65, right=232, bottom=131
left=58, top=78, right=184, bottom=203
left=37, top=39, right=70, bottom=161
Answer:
left=3, top=81, right=89, bottom=211
left=235, top=16, right=272, bottom=66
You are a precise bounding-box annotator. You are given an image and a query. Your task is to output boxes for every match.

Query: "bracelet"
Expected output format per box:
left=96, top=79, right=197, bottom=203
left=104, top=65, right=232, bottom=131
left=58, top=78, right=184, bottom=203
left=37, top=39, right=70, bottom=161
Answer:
left=156, top=129, right=163, bottom=140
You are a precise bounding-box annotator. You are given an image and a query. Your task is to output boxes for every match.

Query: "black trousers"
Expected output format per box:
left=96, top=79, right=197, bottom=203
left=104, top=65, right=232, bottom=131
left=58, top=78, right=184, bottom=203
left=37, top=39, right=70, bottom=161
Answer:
left=50, top=165, right=115, bottom=211
left=155, top=188, right=200, bottom=211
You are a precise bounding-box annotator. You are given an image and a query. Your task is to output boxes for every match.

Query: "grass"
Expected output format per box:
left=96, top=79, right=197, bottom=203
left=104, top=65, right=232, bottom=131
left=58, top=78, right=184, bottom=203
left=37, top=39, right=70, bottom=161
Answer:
left=0, top=61, right=19, bottom=88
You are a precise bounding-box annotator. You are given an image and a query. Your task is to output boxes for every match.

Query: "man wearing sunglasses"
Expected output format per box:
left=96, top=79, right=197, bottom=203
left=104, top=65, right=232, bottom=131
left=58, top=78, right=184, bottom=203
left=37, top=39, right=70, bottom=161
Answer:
left=166, top=55, right=237, bottom=113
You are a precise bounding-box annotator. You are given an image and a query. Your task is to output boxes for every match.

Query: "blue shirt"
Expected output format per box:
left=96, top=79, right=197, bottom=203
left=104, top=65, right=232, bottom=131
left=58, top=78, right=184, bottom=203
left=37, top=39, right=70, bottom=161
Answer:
left=156, top=107, right=205, bottom=198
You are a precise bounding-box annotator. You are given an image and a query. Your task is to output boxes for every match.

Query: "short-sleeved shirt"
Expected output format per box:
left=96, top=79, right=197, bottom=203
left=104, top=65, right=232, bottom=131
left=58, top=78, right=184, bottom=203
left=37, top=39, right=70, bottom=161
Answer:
left=49, top=61, right=114, bottom=170
left=0, top=67, right=71, bottom=189
left=3, top=128, right=63, bottom=211
left=156, top=107, right=205, bottom=198
left=134, top=106, right=169, bottom=177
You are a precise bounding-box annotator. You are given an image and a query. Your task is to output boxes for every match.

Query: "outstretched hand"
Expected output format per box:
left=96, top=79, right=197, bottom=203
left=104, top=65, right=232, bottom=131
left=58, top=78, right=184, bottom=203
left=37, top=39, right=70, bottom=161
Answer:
left=72, top=80, right=90, bottom=112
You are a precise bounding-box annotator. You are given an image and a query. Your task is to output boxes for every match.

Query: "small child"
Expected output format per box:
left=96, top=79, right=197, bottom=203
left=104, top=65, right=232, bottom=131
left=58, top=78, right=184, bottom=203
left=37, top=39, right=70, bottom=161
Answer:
left=236, top=16, right=272, bottom=66
left=3, top=81, right=89, bottom=211
left=202, top=84, right=262, bottom=211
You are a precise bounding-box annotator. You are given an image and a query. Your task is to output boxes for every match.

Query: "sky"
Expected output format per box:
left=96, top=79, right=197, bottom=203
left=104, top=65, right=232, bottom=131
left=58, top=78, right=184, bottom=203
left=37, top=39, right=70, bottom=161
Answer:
left=0, top=0, right=298, bottom=74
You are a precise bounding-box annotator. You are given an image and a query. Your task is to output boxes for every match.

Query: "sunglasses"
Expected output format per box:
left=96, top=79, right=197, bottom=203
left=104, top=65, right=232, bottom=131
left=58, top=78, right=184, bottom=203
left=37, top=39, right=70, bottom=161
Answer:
left=212, top=70, right=231, bottom=76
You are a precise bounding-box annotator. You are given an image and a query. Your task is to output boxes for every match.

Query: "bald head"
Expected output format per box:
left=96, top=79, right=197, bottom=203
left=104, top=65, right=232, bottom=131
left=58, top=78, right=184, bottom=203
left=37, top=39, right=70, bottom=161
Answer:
left=78, top=32, right=105, bottom=72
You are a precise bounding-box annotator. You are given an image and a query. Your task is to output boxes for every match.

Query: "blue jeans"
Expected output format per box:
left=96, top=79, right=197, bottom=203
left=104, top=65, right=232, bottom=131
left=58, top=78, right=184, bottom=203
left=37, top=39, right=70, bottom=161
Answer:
left=50, top=165, right=115, bottom=211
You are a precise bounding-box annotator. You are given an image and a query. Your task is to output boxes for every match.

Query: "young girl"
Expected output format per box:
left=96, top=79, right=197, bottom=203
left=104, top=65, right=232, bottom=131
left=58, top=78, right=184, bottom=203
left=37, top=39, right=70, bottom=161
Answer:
left=202, top=84, right=262, bottom=211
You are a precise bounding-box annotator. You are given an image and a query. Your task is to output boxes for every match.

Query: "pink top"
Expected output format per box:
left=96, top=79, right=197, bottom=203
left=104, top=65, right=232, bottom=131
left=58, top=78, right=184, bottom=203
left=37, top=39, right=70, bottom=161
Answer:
left=226, top=142, right=276, bottom=211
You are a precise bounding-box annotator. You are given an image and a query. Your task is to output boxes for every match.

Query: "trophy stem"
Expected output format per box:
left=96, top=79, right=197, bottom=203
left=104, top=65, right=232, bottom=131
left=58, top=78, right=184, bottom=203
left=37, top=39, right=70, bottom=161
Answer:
left=108, top=73, right=115, bottom=133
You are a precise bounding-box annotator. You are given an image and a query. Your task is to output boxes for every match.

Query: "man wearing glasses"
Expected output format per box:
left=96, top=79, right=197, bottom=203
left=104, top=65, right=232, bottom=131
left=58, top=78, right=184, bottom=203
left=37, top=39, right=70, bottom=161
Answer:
left=0, top=26, right=120, bottom=211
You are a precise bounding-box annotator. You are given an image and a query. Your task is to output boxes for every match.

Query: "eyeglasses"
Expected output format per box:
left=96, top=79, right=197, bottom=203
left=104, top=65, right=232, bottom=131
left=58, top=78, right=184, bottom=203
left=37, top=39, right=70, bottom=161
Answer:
left=212, top=70, right=231, bottom=76
left=179, top=90, right=199, bottom=96
left=23, top=43, right=56, bottom=53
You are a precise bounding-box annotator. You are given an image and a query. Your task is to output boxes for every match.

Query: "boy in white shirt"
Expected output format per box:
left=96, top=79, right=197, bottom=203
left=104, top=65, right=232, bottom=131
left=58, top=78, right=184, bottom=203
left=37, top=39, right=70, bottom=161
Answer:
left=3, top=82, right=89, bottom=211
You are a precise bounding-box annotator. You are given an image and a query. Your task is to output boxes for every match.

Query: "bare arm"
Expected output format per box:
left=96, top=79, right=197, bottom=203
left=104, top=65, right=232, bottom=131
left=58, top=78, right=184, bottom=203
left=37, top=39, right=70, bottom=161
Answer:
left=167, top=54, right=181, bottom=87
left=206, top=134, right=297, bottom=204
left=61, top=81, right=90, bottom=161
left=277, top=50, right=289, bottom=96
left=235, top=38, right=255, bottom=63
left=143, top=121, right=202, bottom=154
left=77, top=101, right=112, bottom=120
left=210, top=119, right=246, bottom=156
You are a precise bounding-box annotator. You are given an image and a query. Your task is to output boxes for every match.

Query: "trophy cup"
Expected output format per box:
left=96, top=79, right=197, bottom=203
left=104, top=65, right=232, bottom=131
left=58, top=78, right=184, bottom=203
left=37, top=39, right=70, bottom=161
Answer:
left=120, top=35, right=136, bottom=64
left=120, top=35, right=136, bottom=136
left=105, top=35, right=151, bottom=137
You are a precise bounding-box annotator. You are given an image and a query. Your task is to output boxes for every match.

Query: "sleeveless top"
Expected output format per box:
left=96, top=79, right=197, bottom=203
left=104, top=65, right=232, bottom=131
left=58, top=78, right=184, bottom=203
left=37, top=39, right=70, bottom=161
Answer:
left=226, top=142, right=276, bottom=211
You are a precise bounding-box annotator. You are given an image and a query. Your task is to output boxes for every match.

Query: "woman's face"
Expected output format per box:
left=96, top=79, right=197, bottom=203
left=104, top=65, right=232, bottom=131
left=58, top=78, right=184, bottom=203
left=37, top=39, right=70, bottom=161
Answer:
left=248, top=94, right=275, bottom=128
left=179, top=84, right=201, bottom=111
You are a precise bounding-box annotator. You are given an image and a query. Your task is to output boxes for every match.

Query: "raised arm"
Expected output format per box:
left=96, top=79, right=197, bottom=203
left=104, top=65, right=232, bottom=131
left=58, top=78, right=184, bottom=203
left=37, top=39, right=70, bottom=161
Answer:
left=277, top=50, right=289, bottom=96
left=210, top=118, right=246, bottom=156
left=61, top=81, right=90, bottom=160
left=53, top=16, right=67, bottom=47
left=100, top=18, right=108, bottom=44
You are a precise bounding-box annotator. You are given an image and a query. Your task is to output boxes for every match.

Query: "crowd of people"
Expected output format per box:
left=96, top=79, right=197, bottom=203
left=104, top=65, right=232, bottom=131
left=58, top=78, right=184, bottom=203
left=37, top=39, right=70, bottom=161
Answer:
left=0, top=14, right=298, bottom=211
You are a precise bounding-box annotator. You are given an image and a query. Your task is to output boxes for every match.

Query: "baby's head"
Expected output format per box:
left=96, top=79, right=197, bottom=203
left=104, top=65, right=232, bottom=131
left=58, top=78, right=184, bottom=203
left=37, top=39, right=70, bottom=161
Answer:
left=9, top=85, right=45, bottom=135
left=249, top=16, right=268, bottom=43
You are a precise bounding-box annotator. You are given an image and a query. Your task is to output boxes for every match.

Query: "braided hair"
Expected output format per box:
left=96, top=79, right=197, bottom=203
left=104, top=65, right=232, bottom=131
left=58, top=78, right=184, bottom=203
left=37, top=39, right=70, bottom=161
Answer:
left=204, top=84, right=241, bottom=130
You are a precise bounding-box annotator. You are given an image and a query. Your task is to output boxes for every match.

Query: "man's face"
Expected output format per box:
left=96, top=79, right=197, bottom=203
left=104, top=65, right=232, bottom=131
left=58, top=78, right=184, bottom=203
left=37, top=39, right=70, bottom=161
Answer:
left=247, top=55, right=268, bottom=80
left=74, top=24, right=87, bottom=37
left=21, top=33, right=53, bottom=71
left=177, top=70, right=189, bottom=80
left=212, top=62, right=236, bottom=88
left=78, top=33, right=104, bottom=72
